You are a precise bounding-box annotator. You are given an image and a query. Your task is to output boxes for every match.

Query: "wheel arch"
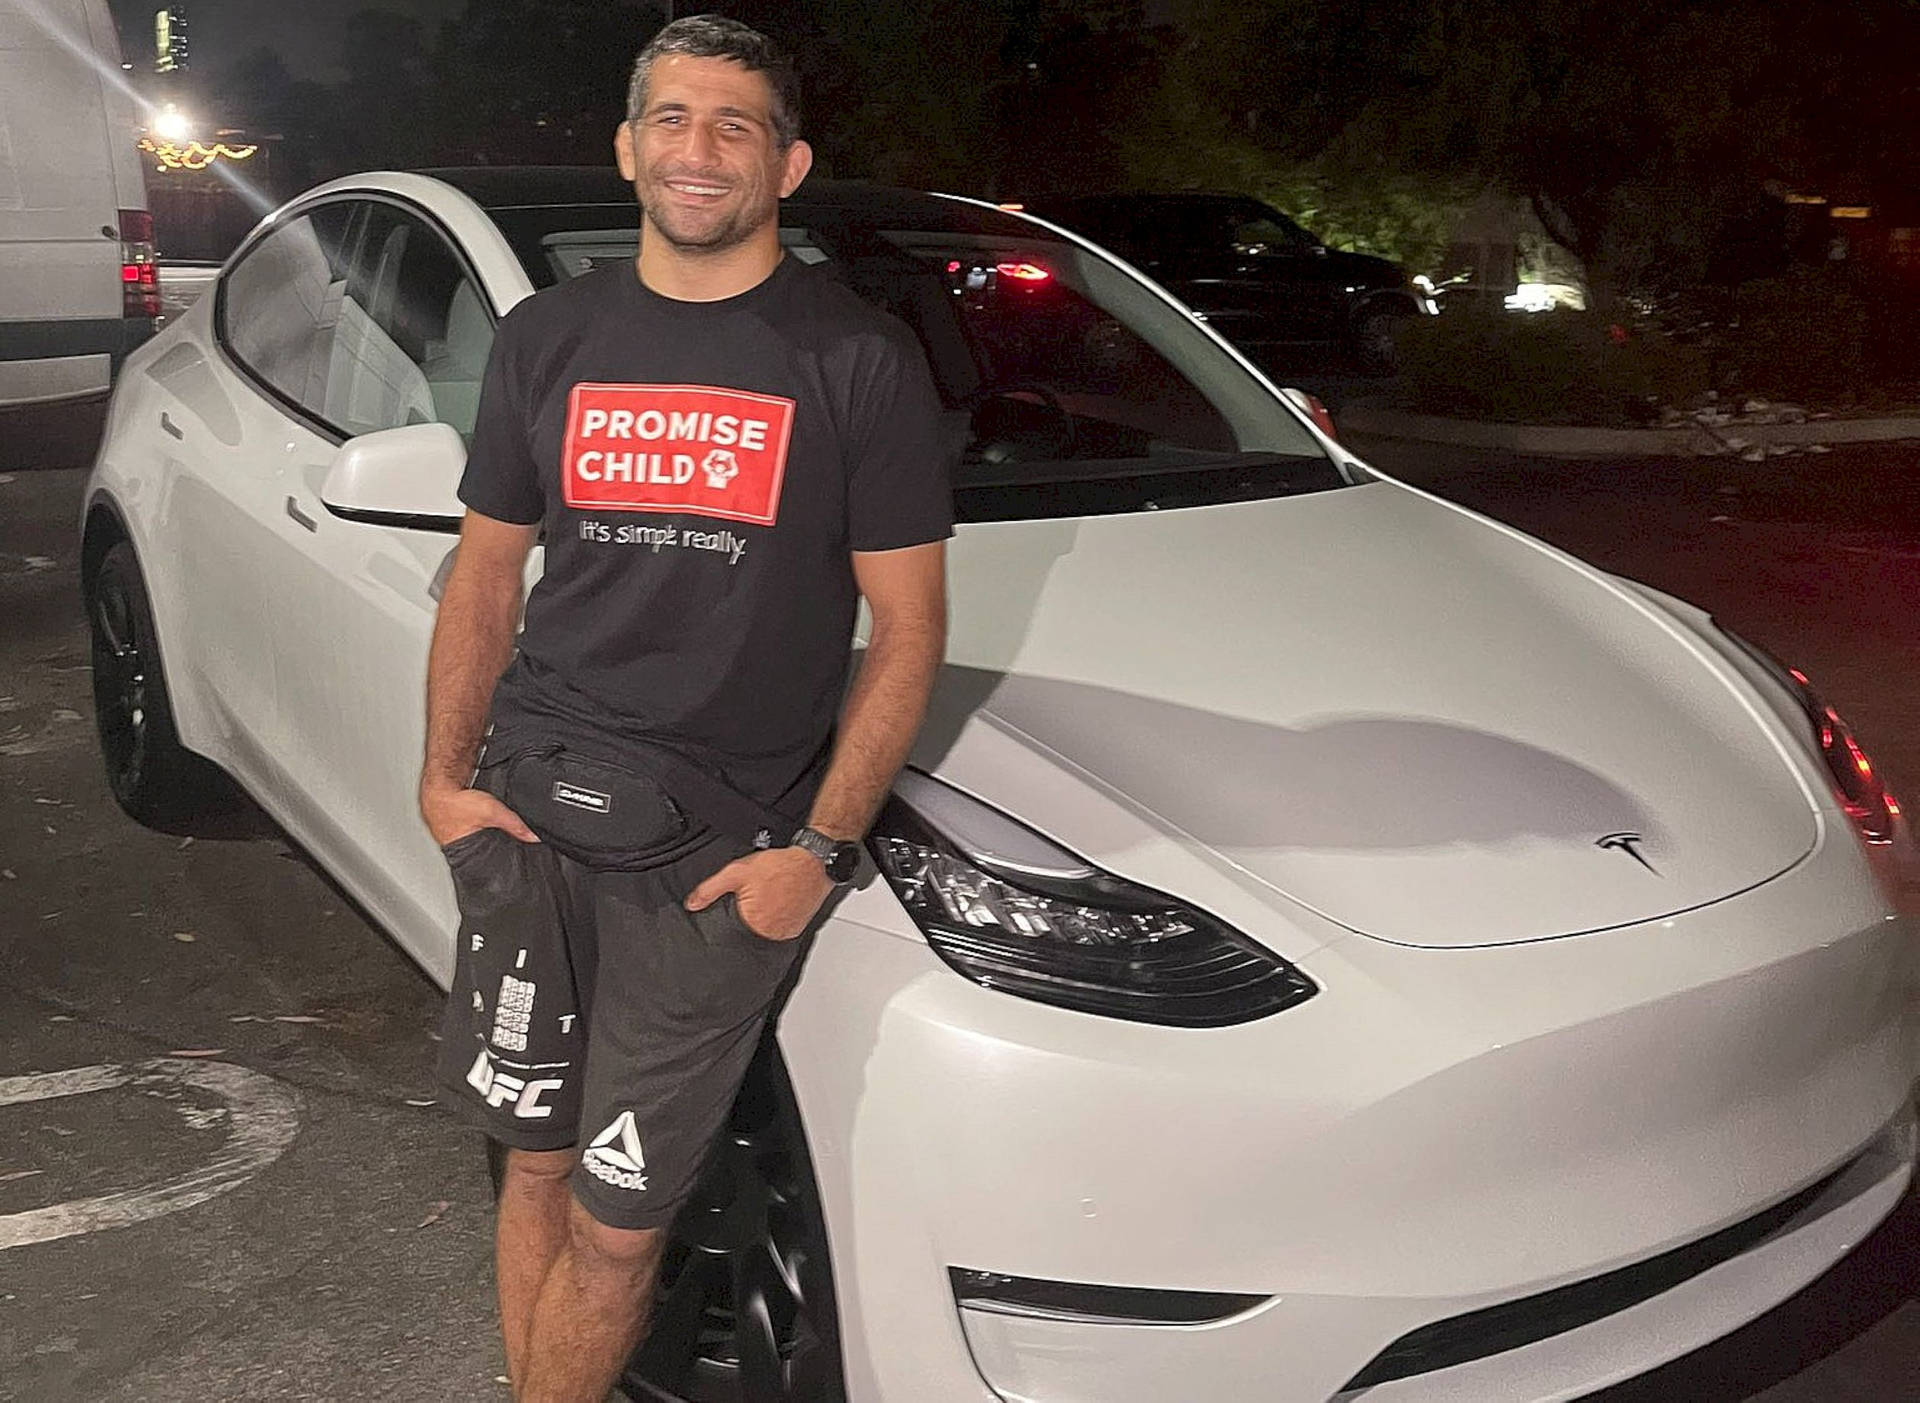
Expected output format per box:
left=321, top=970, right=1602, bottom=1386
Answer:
left=1350, top=287, right=1420, bottom=326
left=79, top=489, right=218, bottom=763
left=80, top=493, right=131, bottom=601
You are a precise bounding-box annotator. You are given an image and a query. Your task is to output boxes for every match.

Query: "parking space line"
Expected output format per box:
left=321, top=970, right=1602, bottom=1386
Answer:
left=0, top=1057, right=300, bottom=1252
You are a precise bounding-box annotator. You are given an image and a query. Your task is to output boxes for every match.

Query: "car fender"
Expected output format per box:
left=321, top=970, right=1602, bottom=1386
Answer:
left=79, top=431, right=225, bottom=768
left=1610, top=577, right=1825, bottom=772
left=1349, top=287, right=1419, bottom=326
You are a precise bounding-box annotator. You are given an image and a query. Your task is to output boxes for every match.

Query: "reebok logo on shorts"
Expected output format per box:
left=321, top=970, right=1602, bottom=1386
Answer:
left=562, top=383, right=796, bottom=526
left=583, top=1110, right=649, bottom=1192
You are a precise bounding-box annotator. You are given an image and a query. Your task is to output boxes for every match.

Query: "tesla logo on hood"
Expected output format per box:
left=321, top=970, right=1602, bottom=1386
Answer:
left=1596, top=831, right=1660, bottom=875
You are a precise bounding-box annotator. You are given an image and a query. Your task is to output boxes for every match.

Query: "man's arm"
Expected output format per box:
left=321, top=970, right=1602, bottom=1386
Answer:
left=419, top=510, right=542, bottom=846
left=807, top=540, right=948, bottom=839
left=686, top=539, right=947, bottom=934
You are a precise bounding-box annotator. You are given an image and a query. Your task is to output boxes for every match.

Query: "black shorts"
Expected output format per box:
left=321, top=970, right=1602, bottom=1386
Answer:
left=433, top=810, right=813, bottom=1230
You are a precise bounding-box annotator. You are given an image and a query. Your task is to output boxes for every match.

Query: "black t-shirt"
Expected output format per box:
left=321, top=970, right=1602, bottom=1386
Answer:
left=460, top=256, right=954, bottom=807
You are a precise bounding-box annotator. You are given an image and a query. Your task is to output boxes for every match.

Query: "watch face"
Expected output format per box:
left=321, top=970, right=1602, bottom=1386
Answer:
left=825, top=843, right=860, bottom=883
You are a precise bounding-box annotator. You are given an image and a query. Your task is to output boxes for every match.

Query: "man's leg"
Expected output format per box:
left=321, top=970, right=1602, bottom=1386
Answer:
left=496, top=1146, right=578, bottom=1396
left=433, top=823, right=598, bottom=1391
left=514, top=837, right=812, bottom=1400
left=519, top=1199, right=668, bottom=1403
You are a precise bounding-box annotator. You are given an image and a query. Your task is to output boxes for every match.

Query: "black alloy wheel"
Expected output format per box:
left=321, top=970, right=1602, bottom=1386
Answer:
left=486, top=1036, right=848, bottom=1403
left=1354, top=303, right=1411, bottom=373
left=87, top=542, right=218, bottom=825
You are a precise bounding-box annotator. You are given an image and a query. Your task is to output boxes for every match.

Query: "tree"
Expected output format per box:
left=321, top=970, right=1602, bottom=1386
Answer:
left=333, top=10, right=436, bottom=171
left=431, top=0, right=663, bottom=165
left=208, top=46, right=338, bottom=194
left=1149, top=1, right=1920, bottom=301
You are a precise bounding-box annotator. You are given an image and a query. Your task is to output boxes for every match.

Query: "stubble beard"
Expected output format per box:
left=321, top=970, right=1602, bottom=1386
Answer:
left=638, top=173, right=775, bottom=257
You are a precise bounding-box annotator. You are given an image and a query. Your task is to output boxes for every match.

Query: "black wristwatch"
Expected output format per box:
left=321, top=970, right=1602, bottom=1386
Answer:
left=791, top=826, right=861, bottom=884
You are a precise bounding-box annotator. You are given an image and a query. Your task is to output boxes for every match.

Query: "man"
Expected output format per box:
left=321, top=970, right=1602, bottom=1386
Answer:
left=418, top=17, right=951, bottom=1402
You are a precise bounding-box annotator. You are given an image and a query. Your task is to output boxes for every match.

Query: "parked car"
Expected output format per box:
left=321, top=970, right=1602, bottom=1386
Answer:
left=0, top=0, right=155, bottom=415
left=156, top=260, right=223, bottom=326
left=1019, top=192, right=1428, bottom=370
left=80, top=166, right=1918, bottom=1403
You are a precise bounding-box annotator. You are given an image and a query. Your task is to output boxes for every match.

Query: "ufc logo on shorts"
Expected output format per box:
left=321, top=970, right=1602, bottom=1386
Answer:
left=466, top=1047, right=564, bottom=1120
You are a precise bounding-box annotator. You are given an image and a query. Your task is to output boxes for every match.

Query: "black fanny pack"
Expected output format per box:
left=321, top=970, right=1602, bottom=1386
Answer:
left=489, top=731, right=810, bottom=872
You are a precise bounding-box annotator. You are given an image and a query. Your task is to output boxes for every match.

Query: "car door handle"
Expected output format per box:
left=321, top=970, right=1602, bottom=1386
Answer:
left=160, top=412, right=183, bottom=441
left=285, top=496, right=318, bottom=533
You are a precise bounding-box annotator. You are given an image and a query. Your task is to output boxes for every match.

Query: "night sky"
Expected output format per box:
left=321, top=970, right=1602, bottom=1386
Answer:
left=108, top=0, right=468, bottom=80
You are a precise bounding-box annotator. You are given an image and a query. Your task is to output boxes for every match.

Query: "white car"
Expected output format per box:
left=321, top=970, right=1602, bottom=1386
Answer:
left=81, top=167, right=1919, bottom=1403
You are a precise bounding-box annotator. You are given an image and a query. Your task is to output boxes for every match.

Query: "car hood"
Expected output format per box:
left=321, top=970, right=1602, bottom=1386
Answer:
left=935, top=480, right=1818, bottom=948
left=1322, top=249, right=1404, bottom=286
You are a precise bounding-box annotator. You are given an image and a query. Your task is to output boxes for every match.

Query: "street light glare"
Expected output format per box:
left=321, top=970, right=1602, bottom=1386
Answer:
left=152, top=106, right=192, bottom=142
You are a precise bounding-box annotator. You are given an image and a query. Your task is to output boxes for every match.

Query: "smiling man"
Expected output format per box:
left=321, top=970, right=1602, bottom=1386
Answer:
left=416, top=16, right=952, bottom=1402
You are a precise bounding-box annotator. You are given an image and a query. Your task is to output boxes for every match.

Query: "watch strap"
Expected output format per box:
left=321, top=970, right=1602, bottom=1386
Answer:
left=792, top=826, right=858, bottom=882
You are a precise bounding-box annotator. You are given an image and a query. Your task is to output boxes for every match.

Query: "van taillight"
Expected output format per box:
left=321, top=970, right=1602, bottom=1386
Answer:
left=119, top=208, right=160, bottom=320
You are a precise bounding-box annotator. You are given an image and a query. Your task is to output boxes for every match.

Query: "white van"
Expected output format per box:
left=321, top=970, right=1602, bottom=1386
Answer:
left=0, top=0, right=154, bottom=413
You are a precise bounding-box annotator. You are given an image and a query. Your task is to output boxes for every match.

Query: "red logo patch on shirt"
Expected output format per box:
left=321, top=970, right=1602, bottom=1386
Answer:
left=561, top=383, right=796, bottom=526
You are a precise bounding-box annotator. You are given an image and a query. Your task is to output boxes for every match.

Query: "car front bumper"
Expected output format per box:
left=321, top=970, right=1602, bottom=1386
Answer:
left=780, top=819, right=1919, bottom=1403
left=954, top=1108, right=1913, bottom=1403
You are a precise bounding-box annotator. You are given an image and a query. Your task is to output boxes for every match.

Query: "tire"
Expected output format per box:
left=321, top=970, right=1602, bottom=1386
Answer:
left=486, top=1035, right=848, bottom=1403
left=1353, top=303, right=1411, bottom=372
left=86, top=541, right=223, bottom=826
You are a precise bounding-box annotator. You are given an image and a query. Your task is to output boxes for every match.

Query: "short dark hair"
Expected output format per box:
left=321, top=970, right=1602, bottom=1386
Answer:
left=626, top=15, right=801, bottom=147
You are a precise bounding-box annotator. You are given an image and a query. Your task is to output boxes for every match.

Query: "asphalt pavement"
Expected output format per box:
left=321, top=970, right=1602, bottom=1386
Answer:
left=0, top=461, right=506, bottom=1398
left=3, top=419, right=1920, bottom=1400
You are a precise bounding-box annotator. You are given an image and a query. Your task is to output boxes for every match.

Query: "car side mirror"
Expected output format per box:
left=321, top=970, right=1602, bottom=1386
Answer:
left=319, top=422, right=467, bottom=529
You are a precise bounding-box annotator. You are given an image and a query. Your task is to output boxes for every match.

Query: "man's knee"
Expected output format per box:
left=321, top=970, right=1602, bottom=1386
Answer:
left=502, top=1144, right=577, bottom=1189
left=566, top=1198, right=667, bottom=1272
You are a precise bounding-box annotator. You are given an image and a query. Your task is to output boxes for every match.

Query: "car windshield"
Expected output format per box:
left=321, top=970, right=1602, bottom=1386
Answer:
left=485, top=196, right=1352, bottom=522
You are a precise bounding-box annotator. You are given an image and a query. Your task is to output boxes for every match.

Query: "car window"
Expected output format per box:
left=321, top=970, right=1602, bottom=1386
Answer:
left=487, top=199, right=1350, bottom=521
left=1033, top=201, right=1147, bottom=258
left=1165, top=202, right=1239, bottom=251
left=221, top=199, right=493, bottom=441
left=220, top=203, right=359, bottom=422
left=873, top=234, right=1237, bottom=456
left=1229, top=214, right=1316, bottom=256
left=331, top=205, right=493, bottom=440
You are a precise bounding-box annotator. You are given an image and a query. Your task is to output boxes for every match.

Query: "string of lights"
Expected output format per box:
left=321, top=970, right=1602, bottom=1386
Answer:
left=137, top=137, right=258, bottom=172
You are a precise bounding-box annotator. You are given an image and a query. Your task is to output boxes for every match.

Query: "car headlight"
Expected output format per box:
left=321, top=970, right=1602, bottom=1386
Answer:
left=865, top=771, right=1318, bottom=1026
left=1716, top=624, right=1900, bottom=845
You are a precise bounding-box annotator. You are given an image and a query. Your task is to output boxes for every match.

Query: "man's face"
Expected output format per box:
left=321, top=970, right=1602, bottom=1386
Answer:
left=615, top=54, right=811, bottom=256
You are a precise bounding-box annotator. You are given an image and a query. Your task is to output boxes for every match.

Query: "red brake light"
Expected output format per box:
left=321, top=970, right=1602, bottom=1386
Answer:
left=118, top=207, right=160, bottom=320
left=1804, top=692, right=1897, bottom=844
left=1280, top=388, right=1339, bottom=441
left=1301, top=393, right=1338, bottom=441
left=995, top=261, right=1050, bottom=283
left=1719, top=631, right=1901, bottom=846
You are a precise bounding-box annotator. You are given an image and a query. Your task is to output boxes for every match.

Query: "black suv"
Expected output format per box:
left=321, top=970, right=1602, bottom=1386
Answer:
left=1020, top=193, right=1424, bottom=370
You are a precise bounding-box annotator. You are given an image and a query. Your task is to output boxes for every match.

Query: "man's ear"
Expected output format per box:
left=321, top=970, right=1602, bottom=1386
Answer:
left=779, top=139, right=814, bottom=199
left=614, top=121, right=638, bottom=182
